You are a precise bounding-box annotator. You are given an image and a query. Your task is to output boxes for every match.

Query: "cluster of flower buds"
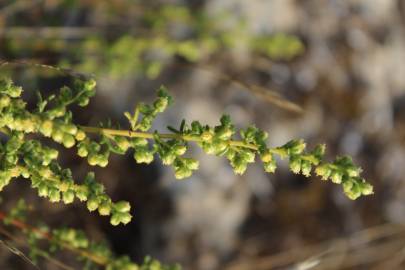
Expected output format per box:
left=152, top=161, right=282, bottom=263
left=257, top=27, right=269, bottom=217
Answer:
left=0, top=78, right=132, bottom=225
left=315, top=156, right=373, bottom=199
left=1, top=201, right=178, bottom=270
left=0, top=75, right=373, bottom=235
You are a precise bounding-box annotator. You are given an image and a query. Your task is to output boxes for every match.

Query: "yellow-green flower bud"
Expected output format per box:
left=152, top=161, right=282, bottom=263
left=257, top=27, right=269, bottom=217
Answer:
left=114, top=201, right=131, bottom=213
left=161, top=153, right=176, bottom=165
left=98, top=203, right=112, bottom=216
left=264, top=161, right=277, bottom=173
left=63, top=124, right=78, bottom=135
left=201, top=130, right=213, bottom=142
left=116, top=137, right=130, bottom=152
left=49, top=188, right=61, bottom=202
left=78, top=146, right=88, bottom=157
left=38, top=183, right=49, bottom=197
left=174, top=145, right=187, bottom=156
left=75, top=130, right=86, bottom=141
left=361, top=182, right=373, bottom=195
left=260, top=150, right=273, bottom=163
left=110, top=213, right=121, bottom=226
left=88, top=154, right=98, bottom=166
left=62, top=190, right=75, bottom=204
left=315, top=164, right=331, bottom=180
left=0, top=95, right=10, bottom=108
left=86, top=197, right=99, bottom=212
left=289, top=156, right=301, bottom=174
left=174, top=166, right=192, bottom=179
left=134, top=149, right=154, bottom=164
left=301, top=160, right=312, bottom=177
left=186, top=159, right=199, bottom=170
left=40, top=120, right=54, bottom=137
left=63, top=134, right=76, bottom=148
left=330, top=171, right=343, bottom=184
left=52, top=130, right=64, bottom=143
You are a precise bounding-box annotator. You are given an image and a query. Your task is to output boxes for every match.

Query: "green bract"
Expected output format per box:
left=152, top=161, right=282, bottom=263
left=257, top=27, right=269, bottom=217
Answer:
left=0, top=76, right=372, bottom=230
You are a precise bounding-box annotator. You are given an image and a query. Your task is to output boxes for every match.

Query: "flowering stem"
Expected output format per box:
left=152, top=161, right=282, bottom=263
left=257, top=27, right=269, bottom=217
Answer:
left=0, top=211, right=108, bottom=266
left=80, top=125, right=259, bottom=151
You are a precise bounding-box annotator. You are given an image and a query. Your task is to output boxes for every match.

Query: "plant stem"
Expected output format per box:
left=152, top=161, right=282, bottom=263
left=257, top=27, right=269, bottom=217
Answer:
left=0, top=211, right=108, bottom=266
left=80, top=126, right=259, bottom=151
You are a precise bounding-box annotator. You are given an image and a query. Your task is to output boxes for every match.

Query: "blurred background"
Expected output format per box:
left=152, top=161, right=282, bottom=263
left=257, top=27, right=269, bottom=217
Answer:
left=1, top=0, right=405, bottom=269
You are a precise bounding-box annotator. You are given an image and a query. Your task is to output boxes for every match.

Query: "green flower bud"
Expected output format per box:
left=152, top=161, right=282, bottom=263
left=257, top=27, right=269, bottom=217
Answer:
left=131, top=138, right=148, bottom=146
left=201, top=130, right=213, bottom=142
left=58, top=181, right=70, bottom=192
left=51, top=106, right=66, bottom=118
left=40, top=120, right=54, bottom=137
left=161, top=152, right=176, bottom=165
left=330, top=171, right=343, bottom=184
left=174, top=145, right=187, bottom=156
left=21, top=170, right=30, bottom=179
left=114, top=201, right=131, bottom=213
left=264, top=160, right=277, bottom=173
left=98, top=203, right=112, bottom=216
left=312, top=144, right=326, bottom=162
left=46, top=149, right=59, bottom=160
left=301, top=160, right=312, bottom=177
left=75, top=130, right=86, bottom=141
left=116, top=136, right=130, bottom=152
left=242, top=151, right=255, bottom=163
left=49, top=188, right=61, bottom=202
left=231, top=155, right=248, bottom=175
left=346, top=166, right=362, bottom=177
left=288, top=139, right=306, bottom=155
left=133, top=148, right=154, bottom=164
left=98, top=157, right=109, bottom=167
left=75, top=187, right=88, bottom=201
left=361, top=182, right=373, bottom=195
left=78, top=145, right=88, bottom=157
left=289, top=156, right=301, bottom=174
left=174, top=166, right=192, bottom=179
left=260, top=150, right=273, bottom=163
left=217, top=127, right=234, bottom=140
left=110, top=213, right=121, bottom=226
left=345, top=183, right=361, bottom=200
left=0, top=95, right=10, bottom=108
left=84, top=79, right=96, bottom=92
left=52, top=130, right=64, bottom=143
left=86, top=197, right=99, bottom=212
left=213, top=141, right=228, bottom=154
left=63, top=124, right=78, bottom=135
left=63, top=134, right=76, bottom=148
left=343, top=180, right=353, bottom=193
left=110, top=212, right=132, bottom=226
left=88, top=154, right=99, bottom=166
left=153, top=97, right=168, bottom=113
left=119, top=212, right=132, bottom=225
left=62, top=190, right=75, bottom=204
left=38, top=183, right=49, bottom=197
left=186, top=158, right=199, bottom=170
left=78, top=97, right=90, bottom=107
left=315, top=164, right=331, bottom=180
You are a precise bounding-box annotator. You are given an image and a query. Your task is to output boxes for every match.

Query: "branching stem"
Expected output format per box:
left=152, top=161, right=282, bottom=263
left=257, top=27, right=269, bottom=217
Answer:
left=80, top=125, right=259, bottom=151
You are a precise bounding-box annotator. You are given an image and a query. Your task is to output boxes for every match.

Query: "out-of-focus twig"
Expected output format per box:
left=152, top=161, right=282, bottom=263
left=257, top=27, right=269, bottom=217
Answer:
left=0, top=0, right=42, bottom=18
left=0, top=26, right=98, bottom=38
left=225, top=223, right=405, bottom=270
left=172, top=62, right=304, bottom=113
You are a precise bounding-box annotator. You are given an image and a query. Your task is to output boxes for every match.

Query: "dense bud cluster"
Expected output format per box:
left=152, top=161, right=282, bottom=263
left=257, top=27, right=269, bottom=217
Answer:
left=1, top=201, right=180, bottom=270
left=72, top=5, right=304, bottom=79
left=0, top=75, right=372, bottom=233
left=0, top=77, right=130, bottom=225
